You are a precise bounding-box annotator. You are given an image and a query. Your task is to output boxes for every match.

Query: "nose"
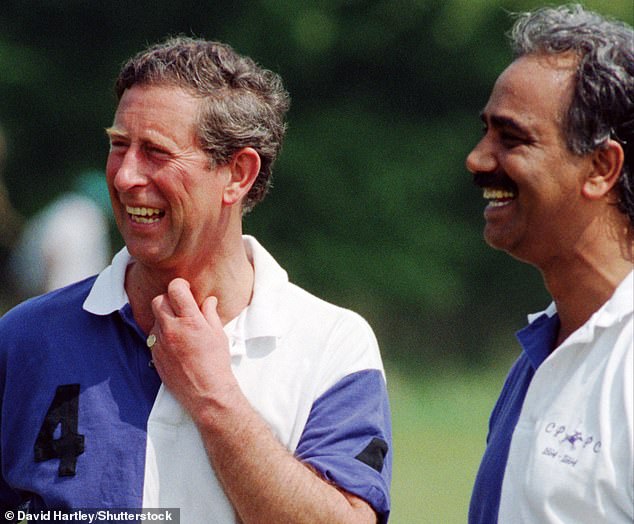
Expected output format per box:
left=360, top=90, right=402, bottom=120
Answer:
left=108, top=147, right=149, bottom=193
left=465, top=136, right=497, bottom=175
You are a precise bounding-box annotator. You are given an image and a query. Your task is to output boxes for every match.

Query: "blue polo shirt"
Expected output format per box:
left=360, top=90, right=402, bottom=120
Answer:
left=0, top=277, right=161, bottom=509
left=468, top=309, right=559, bottom=524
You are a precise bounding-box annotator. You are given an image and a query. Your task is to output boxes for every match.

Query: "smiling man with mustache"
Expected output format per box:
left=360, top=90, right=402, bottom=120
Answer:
left=467, top=5, right=633, bottom=524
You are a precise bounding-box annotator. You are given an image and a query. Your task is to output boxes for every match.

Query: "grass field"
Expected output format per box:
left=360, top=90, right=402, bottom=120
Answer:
left=386, top=361, right=511, bottom=523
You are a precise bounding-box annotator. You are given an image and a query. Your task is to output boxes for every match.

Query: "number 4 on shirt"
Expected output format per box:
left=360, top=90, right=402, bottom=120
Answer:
left=34, top=384, right=85, bottom=477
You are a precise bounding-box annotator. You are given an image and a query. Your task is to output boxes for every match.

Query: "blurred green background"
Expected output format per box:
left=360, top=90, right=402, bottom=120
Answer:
left=0, top=1, right=631, bottom=522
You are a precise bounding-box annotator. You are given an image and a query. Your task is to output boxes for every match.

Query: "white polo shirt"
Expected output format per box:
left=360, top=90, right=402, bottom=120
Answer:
left=498, top=271, right=633, bottom=523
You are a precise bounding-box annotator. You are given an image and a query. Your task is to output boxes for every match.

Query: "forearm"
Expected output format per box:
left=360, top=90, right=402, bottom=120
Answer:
left=148, top=281, right=379, bottom=523
left=193, top=386, right=377, bottom=524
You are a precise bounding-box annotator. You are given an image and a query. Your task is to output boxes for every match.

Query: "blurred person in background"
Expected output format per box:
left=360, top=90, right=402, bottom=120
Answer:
left=0, top=124, right=24, bottom=310
left=466, top=5, right=633, bottom=523
left=0, top=122, right=111, bottom=303
left=9, top=169, right=112, bottom=299
left=0, top=37, right=391, bottom=523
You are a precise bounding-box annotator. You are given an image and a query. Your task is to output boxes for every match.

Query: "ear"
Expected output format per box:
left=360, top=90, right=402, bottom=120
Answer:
left=582, top=139, right=624, bottom=200
left=222, top=147, right=261, bottom=207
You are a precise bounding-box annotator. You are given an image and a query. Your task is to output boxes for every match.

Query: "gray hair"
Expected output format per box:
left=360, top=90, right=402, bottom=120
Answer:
left=115, top=37, right=290, bottom=213
left=509, top=4, right=634, bottom=225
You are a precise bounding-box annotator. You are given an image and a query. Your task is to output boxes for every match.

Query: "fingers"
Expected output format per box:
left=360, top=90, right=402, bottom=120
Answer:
left=149, top=278, right=201, bottom=318
left=150, top=278, right=220, bottom=332
left=145, top=280, right=233, bottom=408
left=201, top=296, right=223, bottom=331
left=165, top=278, right=199, bottom=318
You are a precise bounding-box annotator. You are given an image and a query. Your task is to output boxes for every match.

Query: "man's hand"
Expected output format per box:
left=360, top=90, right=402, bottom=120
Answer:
left=148, top=278, right=239, bottom=417
left=146, top=278, right=378, bottom=524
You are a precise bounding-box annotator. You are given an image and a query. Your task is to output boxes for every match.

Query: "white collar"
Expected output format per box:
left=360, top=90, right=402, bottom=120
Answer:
left=83, top=235, right=289, bottom=353
left=527, top=270, right=634, bottom=340
left=83, top=246, right=131, bottom=315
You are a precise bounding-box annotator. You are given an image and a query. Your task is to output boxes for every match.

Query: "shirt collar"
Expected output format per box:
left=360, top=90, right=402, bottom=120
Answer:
left=228, top=235, right=288, bottom=343
left=82, top=236, right=289, bottom=355
left=516, top=311, right=559, bottom=370
left=83, top=247, right=131, bottom=314
left=516, top=270, right=633, bottom=368
left=593, top=269, right=633, bottom=327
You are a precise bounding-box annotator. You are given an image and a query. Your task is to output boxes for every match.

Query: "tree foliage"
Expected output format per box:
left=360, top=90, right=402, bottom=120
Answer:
left=0, top=0, right=631, bottom=370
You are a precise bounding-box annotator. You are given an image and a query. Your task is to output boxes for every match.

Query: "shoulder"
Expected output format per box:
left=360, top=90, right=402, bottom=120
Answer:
left=577, top=309, right=632, bottom=390
left=598, top=313, right=632, bottom=408
left=0, top=276, right=109, bottom=395
left=0, top=277, right=97, bottom=341
left=273, top=282, right=384, bottom=392
left=282, top=282, right=380, bottom=359
left=282, top=282, right=375, bottom=335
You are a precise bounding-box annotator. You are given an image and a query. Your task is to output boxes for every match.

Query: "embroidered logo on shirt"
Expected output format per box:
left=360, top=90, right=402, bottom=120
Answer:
left=540, top=421, right=601, bottom=468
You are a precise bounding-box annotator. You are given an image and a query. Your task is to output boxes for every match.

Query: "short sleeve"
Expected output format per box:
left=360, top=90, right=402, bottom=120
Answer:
left=295, top=369, right=392, bottom=523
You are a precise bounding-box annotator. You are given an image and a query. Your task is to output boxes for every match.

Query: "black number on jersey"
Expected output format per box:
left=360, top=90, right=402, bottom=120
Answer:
left=34, top=384, right=85, bottom=477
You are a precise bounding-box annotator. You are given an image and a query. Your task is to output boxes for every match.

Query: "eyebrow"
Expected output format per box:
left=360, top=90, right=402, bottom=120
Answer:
left=105, top=127, right=127, bottom=139
left=104, top=127, right=180, bottom=151
left=479, top=112, right=532, bottom=137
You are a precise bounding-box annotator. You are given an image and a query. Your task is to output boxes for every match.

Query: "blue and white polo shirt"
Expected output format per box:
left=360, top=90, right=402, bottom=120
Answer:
left=0, top=235, right=392, bottom=523
left=469, top=271, right=633, bottom=523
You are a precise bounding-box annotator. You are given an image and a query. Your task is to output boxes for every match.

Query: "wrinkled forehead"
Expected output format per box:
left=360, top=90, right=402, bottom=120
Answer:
left=110, top=85, right=203, bottom=146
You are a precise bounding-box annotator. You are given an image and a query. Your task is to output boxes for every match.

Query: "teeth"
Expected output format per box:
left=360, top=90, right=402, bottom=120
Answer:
left=488, top=199, right=511, bottom=207
left=126, top=205, right=163, bottom=223
left=483, top=188, right=516, bottom=200
left=132, top=216, right=160, bottom=223
left=126, top=205, right=162, bottom=216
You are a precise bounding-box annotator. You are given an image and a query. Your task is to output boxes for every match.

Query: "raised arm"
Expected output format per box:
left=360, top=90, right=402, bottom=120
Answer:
left=149, top=278, right=381, bottom=523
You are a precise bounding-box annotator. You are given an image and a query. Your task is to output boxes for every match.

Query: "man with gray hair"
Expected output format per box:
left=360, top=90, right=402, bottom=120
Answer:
left=467, top=4, right=633, bottom=523
left=0, top=38, right=391, bottom=523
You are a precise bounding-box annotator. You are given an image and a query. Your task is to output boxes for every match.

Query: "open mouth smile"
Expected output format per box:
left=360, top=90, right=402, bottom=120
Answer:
left=483, top=187, right=517, bottom=207
left=473, top=173, right=518, bottom=209
left=126, top=205, right=165, bottom=224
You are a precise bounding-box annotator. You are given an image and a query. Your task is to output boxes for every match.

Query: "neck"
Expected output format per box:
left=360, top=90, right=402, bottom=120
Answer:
left=540, top=214, right=633, bottom=346
left=126, top=235, right=254, bottom=334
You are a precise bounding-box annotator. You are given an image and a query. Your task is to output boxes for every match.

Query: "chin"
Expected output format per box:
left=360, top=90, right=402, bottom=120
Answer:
left=483, top=228, right=509, bottom=251
left=485, top=235, right=540, bottom=267
left=484, top=230, right=521, bottom=257
left=125, top=242, right=165, bottom=262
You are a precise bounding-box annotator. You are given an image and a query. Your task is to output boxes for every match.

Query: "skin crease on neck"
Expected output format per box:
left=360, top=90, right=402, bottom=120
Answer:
left=466, top=52, right=633, bottom=348
left=105, top=84, right=256, bottom=334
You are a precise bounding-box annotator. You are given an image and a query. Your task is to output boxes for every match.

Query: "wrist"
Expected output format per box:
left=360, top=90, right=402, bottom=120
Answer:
left=190, top=380, right=251, bottom=434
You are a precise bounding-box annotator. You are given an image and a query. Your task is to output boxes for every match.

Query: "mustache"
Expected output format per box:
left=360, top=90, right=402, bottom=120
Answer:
left=473, top=172, right=518, bottom=192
